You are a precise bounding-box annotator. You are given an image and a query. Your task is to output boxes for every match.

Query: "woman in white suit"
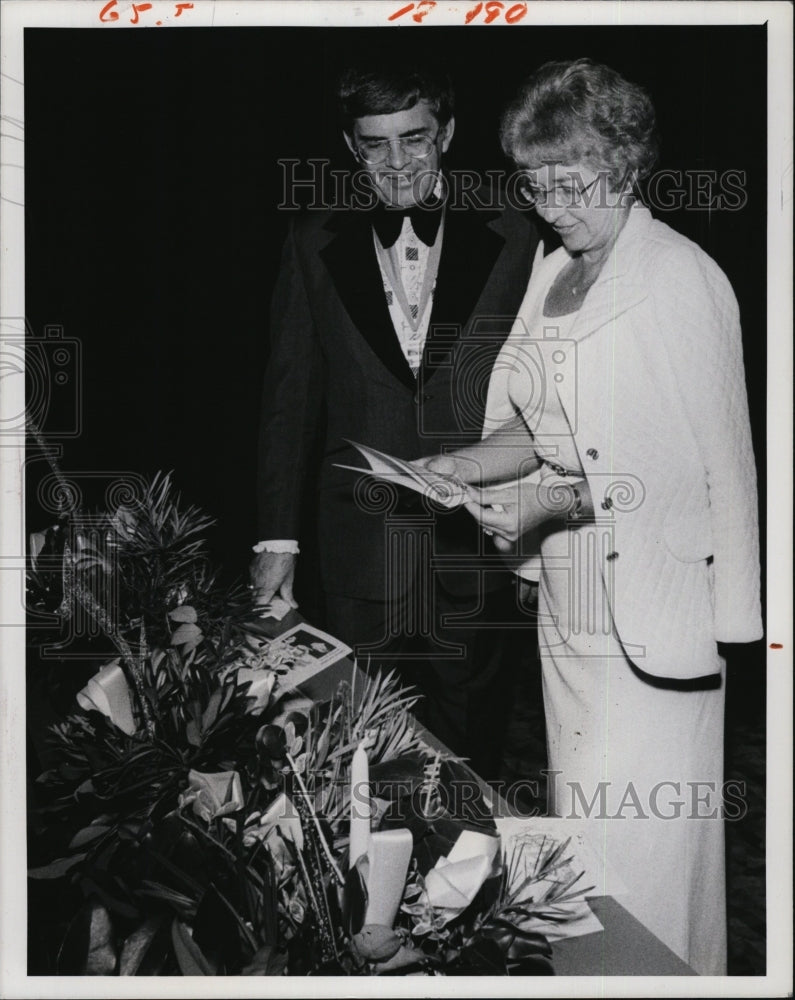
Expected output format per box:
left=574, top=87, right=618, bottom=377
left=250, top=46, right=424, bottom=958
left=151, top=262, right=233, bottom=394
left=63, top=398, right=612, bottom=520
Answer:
left=420, top=59, right=762, bottom=974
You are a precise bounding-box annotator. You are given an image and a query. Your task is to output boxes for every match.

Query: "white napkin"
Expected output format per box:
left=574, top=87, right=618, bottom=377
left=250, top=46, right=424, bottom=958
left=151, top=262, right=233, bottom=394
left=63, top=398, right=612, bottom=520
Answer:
left=423, top=830, right=500, bottom=926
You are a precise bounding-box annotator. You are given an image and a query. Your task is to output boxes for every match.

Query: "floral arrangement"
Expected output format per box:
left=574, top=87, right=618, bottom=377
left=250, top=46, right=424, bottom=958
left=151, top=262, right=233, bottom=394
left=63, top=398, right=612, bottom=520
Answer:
left=26, top=450, right=590, bottom=977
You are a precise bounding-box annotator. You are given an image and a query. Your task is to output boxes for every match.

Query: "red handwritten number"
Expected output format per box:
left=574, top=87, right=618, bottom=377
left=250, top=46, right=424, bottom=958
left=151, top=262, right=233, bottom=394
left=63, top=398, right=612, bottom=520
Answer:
left=174, top=1, right=194, bottom=14
left=465, top=0, right=527, bottom=23
left=388, top=1, right=436, bottom=22
left=99, top=0, right=119, bottom=22
left=388, top=2, right=415, bottom=19
left=130, top=2, right=153, bottom=23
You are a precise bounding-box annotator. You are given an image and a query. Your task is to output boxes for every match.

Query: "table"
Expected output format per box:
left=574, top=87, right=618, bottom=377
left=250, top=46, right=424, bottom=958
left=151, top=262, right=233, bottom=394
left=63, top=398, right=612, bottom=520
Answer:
left=552, top=897, right=695, bottom=976
left=262, top=611, right=697, bottom=977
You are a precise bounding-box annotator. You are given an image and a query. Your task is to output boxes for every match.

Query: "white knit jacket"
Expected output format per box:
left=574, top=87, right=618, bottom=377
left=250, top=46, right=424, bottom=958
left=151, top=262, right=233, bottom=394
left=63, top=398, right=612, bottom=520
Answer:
left=485, top=204, right=763, bottom=679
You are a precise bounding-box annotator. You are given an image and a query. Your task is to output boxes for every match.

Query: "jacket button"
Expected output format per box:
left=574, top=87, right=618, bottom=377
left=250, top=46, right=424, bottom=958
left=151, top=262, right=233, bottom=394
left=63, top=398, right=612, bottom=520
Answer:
left=586, top=448, right=599, bottom=460
left=606, top=551, right=619, bottom=561
left=601, top=498, right=613, bottom=511
left=414, top=393, right=431, bottom=404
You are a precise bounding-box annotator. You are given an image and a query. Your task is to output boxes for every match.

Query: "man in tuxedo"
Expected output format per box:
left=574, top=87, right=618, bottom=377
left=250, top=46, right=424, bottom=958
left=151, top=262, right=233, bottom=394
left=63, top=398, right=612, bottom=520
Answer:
left=252, top=60, right=539, bottom=779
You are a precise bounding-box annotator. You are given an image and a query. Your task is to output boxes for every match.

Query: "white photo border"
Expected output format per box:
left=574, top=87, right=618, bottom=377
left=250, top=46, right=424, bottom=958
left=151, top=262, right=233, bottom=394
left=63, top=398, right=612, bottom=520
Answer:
left=1, top=2, right=791, bottom=998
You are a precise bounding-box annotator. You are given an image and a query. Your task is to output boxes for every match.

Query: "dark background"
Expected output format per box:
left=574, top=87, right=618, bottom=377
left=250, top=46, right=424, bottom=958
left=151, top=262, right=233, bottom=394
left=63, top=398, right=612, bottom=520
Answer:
left=24, top=23, right=769, bottom=975
left=24, top=24, right=766, bottom=584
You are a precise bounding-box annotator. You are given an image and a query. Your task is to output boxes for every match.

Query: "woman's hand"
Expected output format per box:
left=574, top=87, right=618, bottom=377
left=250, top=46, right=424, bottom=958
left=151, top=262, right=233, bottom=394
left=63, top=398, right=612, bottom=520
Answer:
left=463, top=484, right=536, bottom=552
left=410, top=453, right=481, bottom=484
left=411, top=420, right=540, bottom=489
left=464, top=479, right=581, bottom=552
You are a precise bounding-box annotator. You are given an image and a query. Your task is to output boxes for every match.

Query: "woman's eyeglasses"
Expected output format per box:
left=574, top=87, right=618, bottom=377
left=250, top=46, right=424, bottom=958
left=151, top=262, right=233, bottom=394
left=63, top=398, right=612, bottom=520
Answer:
left=517, top=175, right=602, bottom=209
left=355, top=131, right=439, bottom=165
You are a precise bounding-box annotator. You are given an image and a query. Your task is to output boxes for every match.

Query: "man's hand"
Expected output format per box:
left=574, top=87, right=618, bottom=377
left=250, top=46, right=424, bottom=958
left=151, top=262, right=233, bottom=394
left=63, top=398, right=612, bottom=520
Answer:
left=250, top=551, right=298, bottom=608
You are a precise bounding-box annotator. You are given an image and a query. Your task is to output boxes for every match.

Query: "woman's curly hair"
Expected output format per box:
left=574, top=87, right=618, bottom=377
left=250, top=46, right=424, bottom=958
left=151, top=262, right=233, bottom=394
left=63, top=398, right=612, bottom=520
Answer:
left=499, top=58, right=659, bottom=188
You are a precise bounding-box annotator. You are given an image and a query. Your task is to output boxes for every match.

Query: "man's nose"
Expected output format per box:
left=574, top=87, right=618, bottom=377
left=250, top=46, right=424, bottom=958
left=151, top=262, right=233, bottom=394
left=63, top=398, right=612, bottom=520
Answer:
left=384, top=139, right=411, bottom=170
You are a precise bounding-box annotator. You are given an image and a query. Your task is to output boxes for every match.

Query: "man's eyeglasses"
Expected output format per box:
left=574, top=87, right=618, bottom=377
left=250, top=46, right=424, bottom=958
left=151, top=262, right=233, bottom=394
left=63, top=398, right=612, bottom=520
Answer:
left=516, top=175, right=602, bottom=209
left=355, top=131, right=439, bottom=165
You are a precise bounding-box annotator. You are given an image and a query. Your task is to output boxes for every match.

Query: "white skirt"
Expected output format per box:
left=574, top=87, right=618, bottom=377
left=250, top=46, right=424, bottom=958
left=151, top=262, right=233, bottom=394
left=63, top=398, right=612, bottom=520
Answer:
left=537, top=523, right=727, bottom=976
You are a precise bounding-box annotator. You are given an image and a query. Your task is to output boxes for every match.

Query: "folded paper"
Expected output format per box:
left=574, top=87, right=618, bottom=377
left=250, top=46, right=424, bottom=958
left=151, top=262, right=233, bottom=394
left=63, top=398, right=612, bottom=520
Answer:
left=423, top=830, right=500, bottom=926
left=495, top=820, right=607, bottom=941
left=334, top=440, right=471, bottom=509
left=232, top=666, right=276, bottom=712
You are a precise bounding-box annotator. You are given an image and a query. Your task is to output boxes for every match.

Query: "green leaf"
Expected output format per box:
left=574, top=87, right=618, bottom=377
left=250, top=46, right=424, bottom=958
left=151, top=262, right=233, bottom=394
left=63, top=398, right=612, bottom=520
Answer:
left=192, top=884, right=246, bottom=971
left=86, top=903, right=118, bottom=976
left=449, top=936, right=506, bottom=975
left=119, top=915, right=169, bottom=975
left=241, top=944, right=288, bottom=976
left=170, top=623, right=203, bottom=647
left=69, top=824, right=111, bottom=849
left=137, top=881, right=198, bottom=918
left=58, top=763, right=86, bottom=780
left=171, top=918, right=212, bottom=975
left=368, top=753, right=426, bottom=799
left=371, top=943, right=428, bottom=974
left=169, top=605, right=198, bottom=624
left=28, top=853, right=87, bottom=879
left=201, top=688, right=223, bottom=732
left=57, top=900, right=117, bottom=975
left=82, top=876, right=141, bottom=920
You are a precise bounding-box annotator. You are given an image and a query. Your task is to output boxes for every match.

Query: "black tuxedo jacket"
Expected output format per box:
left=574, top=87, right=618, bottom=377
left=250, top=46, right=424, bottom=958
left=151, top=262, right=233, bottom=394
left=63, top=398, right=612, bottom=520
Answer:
left=257, top=200, right=540, bottom=600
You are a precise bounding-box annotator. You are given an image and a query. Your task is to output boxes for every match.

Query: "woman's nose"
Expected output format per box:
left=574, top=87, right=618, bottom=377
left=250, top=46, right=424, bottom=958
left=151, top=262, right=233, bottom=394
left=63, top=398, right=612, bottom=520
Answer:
left=535, top=200, right=567, bottom=224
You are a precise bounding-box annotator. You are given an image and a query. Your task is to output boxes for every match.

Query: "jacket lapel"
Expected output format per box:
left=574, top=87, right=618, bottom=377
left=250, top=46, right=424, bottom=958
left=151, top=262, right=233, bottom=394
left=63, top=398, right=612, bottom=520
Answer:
left=546, top=206, right=654, bottom=343
left=421, top=207, right=506, bottom=381
left=319, top=211, right=416, bottom=389
left=319, top=204, right=510, bottom=388
left=568, top=275, right=649, bottom=341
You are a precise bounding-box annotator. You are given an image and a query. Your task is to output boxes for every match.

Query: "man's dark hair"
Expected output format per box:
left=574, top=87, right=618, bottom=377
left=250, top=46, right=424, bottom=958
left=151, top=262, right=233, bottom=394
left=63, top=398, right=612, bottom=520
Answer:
left=336, top=61, right=454, bottom=133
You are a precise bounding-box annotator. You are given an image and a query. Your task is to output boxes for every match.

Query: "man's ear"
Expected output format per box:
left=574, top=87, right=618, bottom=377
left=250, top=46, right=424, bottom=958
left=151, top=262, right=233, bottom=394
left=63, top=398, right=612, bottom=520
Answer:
left=343, top=130, right=358, bottom=159
left=440, top=116, right=455, bottom=154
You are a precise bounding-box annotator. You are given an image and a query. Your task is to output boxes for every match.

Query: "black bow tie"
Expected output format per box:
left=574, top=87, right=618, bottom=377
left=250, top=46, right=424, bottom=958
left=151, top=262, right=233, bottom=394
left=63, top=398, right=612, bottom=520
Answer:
left=371, top=200, right=444, bottom=249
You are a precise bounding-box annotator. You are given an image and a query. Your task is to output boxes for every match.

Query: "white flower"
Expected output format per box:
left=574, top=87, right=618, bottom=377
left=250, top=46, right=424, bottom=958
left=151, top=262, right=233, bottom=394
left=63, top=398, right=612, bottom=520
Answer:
left=178, top=769, right=244, bottom=823
left=76, top=660, right=137, bottom=735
